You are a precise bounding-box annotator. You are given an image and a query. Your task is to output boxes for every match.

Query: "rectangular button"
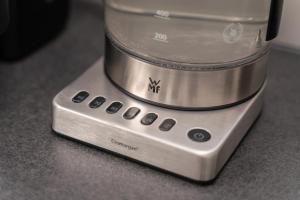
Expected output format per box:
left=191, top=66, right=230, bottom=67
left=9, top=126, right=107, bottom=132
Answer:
left=141, top=113, right=158, bottom=125
left=123, top=107, right=141, bottom=120
left=72, top=91, right=89, bottom=103
left=159, top=119, right=176, bottom=131
left=106, top=102, right=123, bottom=114
left=89, top=96, right=106, bottom=109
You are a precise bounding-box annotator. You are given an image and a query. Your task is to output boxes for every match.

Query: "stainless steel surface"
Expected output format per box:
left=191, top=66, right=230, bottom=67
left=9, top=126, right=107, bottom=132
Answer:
left=105, top=0, right=272, bottom=64
left=52, top=58, right=265, bottom=181
left=105, top=40, right=268, bottom=109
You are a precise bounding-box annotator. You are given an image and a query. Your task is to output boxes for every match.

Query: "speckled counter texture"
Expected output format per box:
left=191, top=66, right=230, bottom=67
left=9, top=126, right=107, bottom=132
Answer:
left=0, top=1, right=300, bottom=200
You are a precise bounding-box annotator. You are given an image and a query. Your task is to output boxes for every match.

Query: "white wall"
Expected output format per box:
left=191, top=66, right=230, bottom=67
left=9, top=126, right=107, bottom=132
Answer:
left=276, top=0, right=300, bottom=50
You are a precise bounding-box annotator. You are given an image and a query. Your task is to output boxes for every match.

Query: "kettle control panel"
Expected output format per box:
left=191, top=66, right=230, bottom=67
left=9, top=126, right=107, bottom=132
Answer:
left=70, top=90, right=205, bottom=140
left=52, top=58, right=264, bottom=182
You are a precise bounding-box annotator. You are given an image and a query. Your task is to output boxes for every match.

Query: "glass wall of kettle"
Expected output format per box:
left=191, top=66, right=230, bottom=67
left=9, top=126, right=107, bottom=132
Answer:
left=105, top=0, right=273, bottom=66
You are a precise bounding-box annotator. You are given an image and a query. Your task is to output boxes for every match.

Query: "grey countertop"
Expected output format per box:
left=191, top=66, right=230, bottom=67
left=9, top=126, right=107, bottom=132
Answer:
left=0, top=1, right=300, bottom=200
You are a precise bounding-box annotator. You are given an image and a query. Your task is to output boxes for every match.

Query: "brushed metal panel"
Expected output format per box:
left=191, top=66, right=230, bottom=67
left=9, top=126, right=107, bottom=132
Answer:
left=52, top=58, right=264, bottom=181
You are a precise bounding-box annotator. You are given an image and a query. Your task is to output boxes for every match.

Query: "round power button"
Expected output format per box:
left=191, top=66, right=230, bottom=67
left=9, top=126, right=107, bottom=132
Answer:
left=188, top=129, right=211, bottom=143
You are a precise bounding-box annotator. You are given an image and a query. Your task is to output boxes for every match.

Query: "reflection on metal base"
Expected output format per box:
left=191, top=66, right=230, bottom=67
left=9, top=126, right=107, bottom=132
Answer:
left=52, top=58, right=265, bottom=181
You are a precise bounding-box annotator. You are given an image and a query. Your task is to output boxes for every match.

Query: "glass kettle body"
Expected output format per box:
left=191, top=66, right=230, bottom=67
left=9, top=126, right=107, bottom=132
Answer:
left=104, top=0, right=283, bottom=109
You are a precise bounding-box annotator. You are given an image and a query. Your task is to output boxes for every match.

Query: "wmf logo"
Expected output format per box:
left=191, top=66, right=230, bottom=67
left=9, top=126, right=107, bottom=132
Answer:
left=148, top=77, right=161, bottom=94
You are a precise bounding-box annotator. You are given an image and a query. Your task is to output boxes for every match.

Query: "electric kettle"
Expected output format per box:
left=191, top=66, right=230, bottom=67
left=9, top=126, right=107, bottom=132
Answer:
left=104, top=0, right=283, bottom=109
left=52, top=0, right=284, bottom=181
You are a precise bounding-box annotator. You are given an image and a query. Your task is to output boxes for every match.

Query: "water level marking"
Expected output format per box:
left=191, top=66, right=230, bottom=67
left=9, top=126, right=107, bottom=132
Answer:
left=154, top=10, right=171, bottom=20
left=153, top=32, right=168, bottom=43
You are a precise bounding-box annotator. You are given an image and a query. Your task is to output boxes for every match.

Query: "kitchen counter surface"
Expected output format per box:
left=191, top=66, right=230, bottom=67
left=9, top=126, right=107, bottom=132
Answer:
left=0, top=1, right=299, bottom=200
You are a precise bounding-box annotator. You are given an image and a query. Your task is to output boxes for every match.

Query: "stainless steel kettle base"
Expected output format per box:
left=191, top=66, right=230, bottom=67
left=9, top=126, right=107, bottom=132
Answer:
left=52, top=58, right=265, bottom=182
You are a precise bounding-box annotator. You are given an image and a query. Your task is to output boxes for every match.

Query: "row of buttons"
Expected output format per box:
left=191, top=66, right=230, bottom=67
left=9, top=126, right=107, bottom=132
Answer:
left=72, top=91, right=211, bottom=142
left=72, top=91, right=176, bottom=132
